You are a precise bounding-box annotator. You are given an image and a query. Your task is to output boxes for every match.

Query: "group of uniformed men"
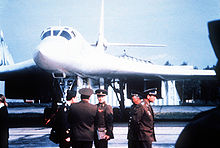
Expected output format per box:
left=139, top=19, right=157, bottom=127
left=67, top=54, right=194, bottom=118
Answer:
left=52, top=88, right=114, bottom=148
left=128, top=88, right=157, bottom=148
left=51, top=87, right=158, bottom=148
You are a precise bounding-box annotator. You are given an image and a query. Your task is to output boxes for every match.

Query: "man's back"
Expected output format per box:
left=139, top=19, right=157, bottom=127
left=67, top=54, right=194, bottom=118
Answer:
left=68, top=101, right=97, bottom=141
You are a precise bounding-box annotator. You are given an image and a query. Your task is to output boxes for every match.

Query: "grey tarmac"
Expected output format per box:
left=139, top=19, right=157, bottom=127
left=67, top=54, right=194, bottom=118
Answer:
left=9, top=122, right=187, bottom=148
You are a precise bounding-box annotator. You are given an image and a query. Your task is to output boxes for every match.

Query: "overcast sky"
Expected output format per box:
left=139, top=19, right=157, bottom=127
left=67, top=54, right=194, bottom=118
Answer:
left=0, top=0, right=219, bottom=69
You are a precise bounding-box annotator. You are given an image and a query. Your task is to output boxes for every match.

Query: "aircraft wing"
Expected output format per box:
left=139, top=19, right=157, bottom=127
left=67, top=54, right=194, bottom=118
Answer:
left=71, top=53, right=216, bottom=81
left=0, top=59, right=59, bottom=100
left=0, top=59, right=42, bottom=79
left=106, top=62, right=216, bottom=80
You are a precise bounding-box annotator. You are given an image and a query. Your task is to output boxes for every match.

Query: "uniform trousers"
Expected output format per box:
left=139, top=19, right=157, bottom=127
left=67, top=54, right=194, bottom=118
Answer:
left=94, top=139, right=108, bottom=148
left=0, top=128, right=8, bottom=148
left=71, top=141, right=93, bottom=148
left=128, top=140, right=152, bottom=148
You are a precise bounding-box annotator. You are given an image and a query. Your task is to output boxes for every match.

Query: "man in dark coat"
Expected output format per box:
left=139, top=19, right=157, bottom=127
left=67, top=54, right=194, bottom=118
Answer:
left=94, top=89, right=114, bottom=148
left=0, top=94, right=8, bottom=148
left=68, top=88, right=97, bottom=148
left=127, top=88, right=157, bottom=148
left=142, top=88, right=157, bottom=147
left=175, top=106, right=220, bottom=148
left=52, top=90, right=77, bottom=148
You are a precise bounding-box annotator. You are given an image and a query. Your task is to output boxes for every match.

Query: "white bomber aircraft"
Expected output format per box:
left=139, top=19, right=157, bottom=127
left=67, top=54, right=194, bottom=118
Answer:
left=0, top=0, right=216, bottom=107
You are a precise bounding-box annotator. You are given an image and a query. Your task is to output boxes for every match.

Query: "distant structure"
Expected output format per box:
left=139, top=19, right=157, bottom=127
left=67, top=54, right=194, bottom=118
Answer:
left=0, top=30, right=14, bottom=94
left=0, top=31, right=14, bottom=66
left=158, top=80, right=180, bottom=105
left=89, top=79, right=181, bottom=107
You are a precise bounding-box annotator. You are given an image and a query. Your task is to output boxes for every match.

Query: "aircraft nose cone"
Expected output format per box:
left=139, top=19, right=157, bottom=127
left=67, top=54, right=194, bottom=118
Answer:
left=33, top=38, right=69, bottom=70
left=33, top=50, right=48, bottom=69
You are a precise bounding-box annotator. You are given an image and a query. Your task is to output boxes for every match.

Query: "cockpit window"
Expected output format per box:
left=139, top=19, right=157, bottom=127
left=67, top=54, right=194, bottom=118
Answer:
left=53, top=30, right=60, bottom=36
left=41, top=28, right=75, bottom=40
left=60, top=31, right=72, bottom=40
left=41, top=30, right=51, bottom=40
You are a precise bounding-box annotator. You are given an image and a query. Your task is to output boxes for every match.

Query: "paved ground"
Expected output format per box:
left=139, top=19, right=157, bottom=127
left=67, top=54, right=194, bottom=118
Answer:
left=7, top=104, right=217, bottom=147
left=8, top=105, right=216, bottom=114
left=8, top=105, right=216, bottom=122
left=153, top=105, right=216, bottom=113
left=8, top=104, right=216, bottom=114
left=9, top=122, right=187, bottom=148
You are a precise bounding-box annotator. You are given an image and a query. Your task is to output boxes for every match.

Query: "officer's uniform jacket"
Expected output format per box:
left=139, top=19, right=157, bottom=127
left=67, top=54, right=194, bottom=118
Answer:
left=0, top=104, right=9, bottom=148
left=95, top=103, right=114, bottom=139
left=127, top=103, right=156, bottom=143
left=68, top=100, right=97, bottom=141
left=53, top=103, right=71, bottom=144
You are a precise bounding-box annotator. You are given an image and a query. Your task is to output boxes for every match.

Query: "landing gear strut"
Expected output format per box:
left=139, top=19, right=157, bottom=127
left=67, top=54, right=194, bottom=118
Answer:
left=110, top=79, right=127, bottom=121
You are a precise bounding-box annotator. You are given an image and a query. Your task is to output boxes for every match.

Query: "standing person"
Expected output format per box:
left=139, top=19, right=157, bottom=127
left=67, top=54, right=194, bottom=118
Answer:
left=68, top=88, right=97, bottom=148
left=127, top=89, right=157, bottom=148
left=127, top=92, right=146, bottom=148
left=175, top=106, right=220, bottom=148
left=94, top=89, right=114, bottom=148
left=0, top=94, right=9, bottom=148
left=142, top=88, right=157, bottom=148
left=51, top=90, right=77, bottom=148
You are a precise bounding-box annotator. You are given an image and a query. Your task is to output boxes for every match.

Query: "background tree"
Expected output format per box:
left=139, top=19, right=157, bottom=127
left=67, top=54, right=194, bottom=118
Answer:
left=164, top=61, right=172, bottom=66
left=180, top=61, right=188, bottom=66
left=204, top=65, right=215, bottom=70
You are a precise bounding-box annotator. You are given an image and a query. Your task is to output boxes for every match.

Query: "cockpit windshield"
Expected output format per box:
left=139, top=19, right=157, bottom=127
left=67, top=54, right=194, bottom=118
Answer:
left=53, top=30, right=60, bottom=36
left=60, top=31, right=71, bottom=40
left=41, top=27, right=76, bottom=40
left=41, top=31, right=51, bottom=40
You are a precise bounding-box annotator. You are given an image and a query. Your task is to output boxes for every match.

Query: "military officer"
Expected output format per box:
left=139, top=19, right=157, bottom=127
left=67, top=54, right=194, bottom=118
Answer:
left=127, top=89, right=157, bottom=148
left=127, top=91, right=146, bottom=148
left=142, top=88, right=157, bottom=148
left=51, top=90, right=77, bottom=148
left=94, top=89, right=114, bottom=148
left=0, top=94, right=8, bottom=148
left=68, top=88, right=97, bottom=148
